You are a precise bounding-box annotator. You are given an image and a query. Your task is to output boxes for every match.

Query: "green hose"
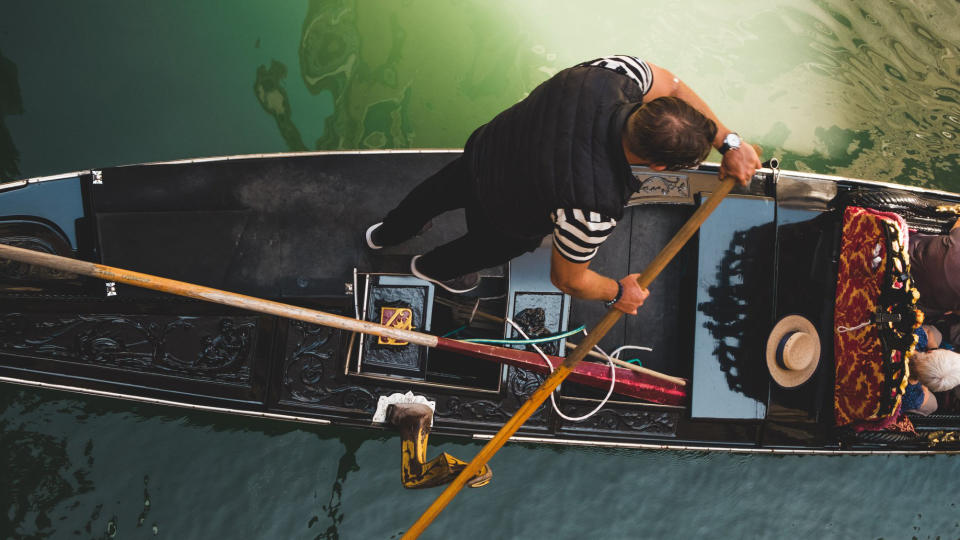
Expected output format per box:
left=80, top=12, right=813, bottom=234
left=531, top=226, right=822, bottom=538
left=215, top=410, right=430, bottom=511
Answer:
left=461, top=325, right=586, bottom=345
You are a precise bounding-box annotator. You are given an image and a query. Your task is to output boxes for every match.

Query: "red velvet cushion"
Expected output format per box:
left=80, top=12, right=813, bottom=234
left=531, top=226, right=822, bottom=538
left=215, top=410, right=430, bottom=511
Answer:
left=834, top=206, right=914, bottom=427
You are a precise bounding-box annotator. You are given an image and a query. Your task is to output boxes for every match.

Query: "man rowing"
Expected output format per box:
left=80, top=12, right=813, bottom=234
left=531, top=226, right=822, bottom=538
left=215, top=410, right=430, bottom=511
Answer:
left=365, top=55, right=761, bottom=314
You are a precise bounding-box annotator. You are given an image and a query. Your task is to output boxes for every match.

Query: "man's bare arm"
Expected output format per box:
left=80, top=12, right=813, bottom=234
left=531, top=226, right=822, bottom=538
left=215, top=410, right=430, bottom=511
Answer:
left=645, top=62, right=762, bottom=186
left=549, top=247, right=649, bottom=315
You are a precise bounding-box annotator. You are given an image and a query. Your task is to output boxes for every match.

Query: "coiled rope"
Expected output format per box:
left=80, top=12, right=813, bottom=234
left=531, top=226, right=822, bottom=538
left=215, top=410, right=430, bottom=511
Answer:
left=502, top=319, right=651, bottom=422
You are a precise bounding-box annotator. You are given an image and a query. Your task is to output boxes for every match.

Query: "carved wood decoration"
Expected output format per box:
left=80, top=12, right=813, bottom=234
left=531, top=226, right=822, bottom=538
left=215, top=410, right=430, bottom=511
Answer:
left=627, top=172, right=692, bottom=205
left=280, top=319, right=551, bottom=427
left=0, top=310, right=673, bottom=438
left=557, top=404, right=679, bottom=435
left=430, top=366, right=548, bottom=427
left=0, top=313, right=257, bottom=385
left=280, top=319, right=377, bottom=413
left=360, top=283, right=430, bottom=374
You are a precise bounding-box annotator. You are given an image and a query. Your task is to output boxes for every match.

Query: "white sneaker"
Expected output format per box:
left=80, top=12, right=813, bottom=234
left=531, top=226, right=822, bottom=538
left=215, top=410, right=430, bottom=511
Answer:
left=366, top=220, right=435, bottom=250
left=365, top=222, right=384, bottom=250
left=410, top=255, right=480, bottom=294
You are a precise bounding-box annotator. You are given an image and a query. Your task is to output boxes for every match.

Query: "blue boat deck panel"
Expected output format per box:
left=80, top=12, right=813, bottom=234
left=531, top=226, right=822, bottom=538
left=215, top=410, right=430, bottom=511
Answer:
left=691, top=195, right=776, bottom=420
left=506, top=242, right=572, bottom=357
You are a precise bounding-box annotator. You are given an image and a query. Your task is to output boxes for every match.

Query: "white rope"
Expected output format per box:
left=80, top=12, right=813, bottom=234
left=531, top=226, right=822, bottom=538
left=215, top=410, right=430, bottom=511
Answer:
left=837, top=320, right=872, bottom=333
left=468, top=298, right=480, bottom=326
left=609, top=345, right=654, bottom=359
left=505, top=319, right=618, bottom=422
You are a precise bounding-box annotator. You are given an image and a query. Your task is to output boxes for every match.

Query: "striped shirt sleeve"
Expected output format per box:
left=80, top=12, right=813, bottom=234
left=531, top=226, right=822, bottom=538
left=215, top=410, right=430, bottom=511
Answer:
left=551, top=208, right=617, bottom=263
left=580, top=55, right=654, bottom=95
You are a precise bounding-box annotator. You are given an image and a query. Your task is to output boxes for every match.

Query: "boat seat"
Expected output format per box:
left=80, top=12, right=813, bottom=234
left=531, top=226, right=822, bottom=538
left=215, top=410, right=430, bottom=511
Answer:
left=95, top=210, right=251, bottom=294
left=833, top=206, right=918, bottom=428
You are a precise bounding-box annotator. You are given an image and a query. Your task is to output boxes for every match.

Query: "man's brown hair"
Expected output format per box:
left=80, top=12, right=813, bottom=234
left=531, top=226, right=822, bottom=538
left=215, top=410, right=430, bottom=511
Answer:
left=623, top=96, right=717, bottom=171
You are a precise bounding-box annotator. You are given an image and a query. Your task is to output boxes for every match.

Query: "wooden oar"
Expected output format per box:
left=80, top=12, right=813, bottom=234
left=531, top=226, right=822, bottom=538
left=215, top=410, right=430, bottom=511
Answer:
left=401, top=176, right=738, bottom=539
left=0, top=242, right=685, bottom=404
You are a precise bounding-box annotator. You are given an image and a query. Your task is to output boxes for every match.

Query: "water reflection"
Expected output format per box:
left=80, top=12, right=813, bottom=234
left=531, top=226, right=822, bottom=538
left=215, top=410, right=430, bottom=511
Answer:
left=1, top=386, right=378, bottom=538
left=256, top=0, right=559, bottom=152
left=309, top=433, right=363, bottom=540
left=761, top=0, right=959, bottom=188
left=255, top=60, right=308, bottom=152
left=0, top=390, right=97, bottom=538
left=257, top=0, right=958, bottom=191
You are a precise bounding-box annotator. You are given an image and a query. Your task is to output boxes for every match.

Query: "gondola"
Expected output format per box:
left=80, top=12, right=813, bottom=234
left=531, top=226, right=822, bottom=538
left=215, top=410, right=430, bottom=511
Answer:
left=2, top=149, right=960, bottom=460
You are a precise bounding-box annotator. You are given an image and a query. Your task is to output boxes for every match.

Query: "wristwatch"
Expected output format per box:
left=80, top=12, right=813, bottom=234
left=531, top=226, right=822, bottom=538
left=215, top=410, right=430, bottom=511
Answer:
left=719, top=132, right=741, bottom=154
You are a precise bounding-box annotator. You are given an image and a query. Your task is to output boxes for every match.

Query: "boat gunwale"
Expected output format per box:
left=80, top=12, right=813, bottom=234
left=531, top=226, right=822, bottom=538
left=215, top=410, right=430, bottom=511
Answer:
left=5, top=374, right=952, bottom=456
left=3, top=149, right=958, bottom=200
left=0, top=374, right=332, bottom=425
left=472, top=434, right=955, bottom=456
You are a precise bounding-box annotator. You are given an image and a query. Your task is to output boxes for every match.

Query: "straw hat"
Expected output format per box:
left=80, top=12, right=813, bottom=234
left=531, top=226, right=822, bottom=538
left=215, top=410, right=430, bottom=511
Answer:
left=766, top=315, right=821, bottom=388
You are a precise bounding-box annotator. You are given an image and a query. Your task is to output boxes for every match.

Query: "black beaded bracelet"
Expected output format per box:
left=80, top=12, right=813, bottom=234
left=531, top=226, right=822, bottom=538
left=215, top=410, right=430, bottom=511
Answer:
left=603, top=281, right=623, bottom=308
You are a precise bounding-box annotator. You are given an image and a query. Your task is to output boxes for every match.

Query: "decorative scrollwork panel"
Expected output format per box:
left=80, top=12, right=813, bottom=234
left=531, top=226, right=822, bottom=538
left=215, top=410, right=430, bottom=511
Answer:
left=279, top=320, right=375, bottom=412
left=556, top=405, right=679, bottom=435
left=0, top=313, right=258, bottom=385
left=433, top=365, right=549, bottom=426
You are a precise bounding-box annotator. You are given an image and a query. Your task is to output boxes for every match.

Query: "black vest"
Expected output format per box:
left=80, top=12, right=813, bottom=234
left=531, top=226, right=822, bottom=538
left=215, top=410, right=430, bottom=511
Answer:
left=463, top=65, right=644, bottom=238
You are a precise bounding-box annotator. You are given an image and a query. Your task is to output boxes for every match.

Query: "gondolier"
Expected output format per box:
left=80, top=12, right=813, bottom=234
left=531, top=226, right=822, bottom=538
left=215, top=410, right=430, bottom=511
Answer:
left=369, top=55, right=762, bottom=312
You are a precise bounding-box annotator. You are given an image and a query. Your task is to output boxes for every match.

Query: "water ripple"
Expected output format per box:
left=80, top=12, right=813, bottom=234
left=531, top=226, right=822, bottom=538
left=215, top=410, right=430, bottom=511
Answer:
left=759, top=0, right=959, bottom=188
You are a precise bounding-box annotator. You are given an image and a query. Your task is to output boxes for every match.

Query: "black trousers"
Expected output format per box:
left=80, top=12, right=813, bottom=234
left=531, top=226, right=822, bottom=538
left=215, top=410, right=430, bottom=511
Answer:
left=379, top=157, right=543, bottom=280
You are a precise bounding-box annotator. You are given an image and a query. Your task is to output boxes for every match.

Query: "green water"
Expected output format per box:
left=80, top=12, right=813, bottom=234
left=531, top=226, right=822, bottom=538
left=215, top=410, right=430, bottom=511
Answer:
left=1, top=1, right=959, bottom=538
